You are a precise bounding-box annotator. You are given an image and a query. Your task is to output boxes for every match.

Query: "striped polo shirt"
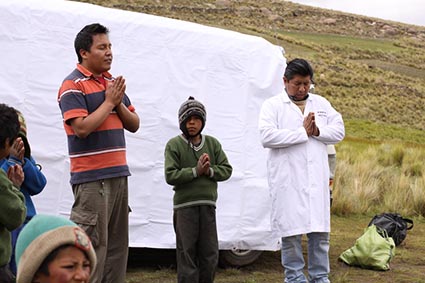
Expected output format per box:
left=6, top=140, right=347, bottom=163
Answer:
left=58, top=64, right=135, bottom=185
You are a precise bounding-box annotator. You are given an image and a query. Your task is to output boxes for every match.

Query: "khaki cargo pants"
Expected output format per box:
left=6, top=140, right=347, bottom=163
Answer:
left=71, top=176, right=129, bottom=283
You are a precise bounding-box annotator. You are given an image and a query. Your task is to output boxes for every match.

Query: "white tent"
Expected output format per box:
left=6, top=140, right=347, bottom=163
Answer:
left=0, top=0, right=285, bottom=251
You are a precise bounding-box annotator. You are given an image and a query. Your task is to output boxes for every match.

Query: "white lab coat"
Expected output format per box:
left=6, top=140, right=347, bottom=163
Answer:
left=259, top=90, right=345, bottom=237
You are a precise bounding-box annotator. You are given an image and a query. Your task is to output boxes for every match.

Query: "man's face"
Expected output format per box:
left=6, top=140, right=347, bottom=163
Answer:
left=284, top=74, right=311, bottom=100
left=80, top=33, right=112, bottom=77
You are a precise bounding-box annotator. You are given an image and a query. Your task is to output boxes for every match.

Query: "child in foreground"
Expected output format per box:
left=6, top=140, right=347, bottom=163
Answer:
left=15, top=214, right=97, bottom=283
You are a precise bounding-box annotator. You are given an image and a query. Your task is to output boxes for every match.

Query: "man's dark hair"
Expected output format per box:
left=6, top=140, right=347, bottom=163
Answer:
left=74, top=23, right=109, bottom=63
left=284, top=58, right=314, bottom=83
left=0, top=103, right=20, bottom=150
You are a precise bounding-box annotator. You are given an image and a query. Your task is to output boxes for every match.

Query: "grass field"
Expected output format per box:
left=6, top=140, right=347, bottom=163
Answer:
left=281, top=31, right=404, bottom=52
left=125, top=215, right=425, bottom=283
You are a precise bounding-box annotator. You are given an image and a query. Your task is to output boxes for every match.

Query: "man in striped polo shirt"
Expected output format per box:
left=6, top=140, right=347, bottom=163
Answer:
left=58, top=23, right=139, bottom=283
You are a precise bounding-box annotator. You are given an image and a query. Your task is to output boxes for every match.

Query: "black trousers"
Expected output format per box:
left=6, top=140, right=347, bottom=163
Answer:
left=173, top=205, right=218, bottom=283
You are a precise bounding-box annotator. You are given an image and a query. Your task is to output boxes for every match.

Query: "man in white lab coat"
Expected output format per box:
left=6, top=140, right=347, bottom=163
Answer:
left=259, top=58, right=344, bottom=283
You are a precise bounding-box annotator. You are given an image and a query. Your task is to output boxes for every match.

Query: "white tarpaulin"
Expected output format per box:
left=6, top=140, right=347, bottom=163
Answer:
left=0, top=0, right=285, bottom=250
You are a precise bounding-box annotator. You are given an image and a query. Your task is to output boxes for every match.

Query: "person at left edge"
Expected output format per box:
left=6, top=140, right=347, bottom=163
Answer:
left=57, top=23, right=140, bottom=283
left=0, top=110, right=47, bottom=275
left=0, top=103, right=26, bottom=283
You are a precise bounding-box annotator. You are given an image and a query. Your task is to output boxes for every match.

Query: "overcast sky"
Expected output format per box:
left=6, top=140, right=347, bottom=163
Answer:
left=289, top=0, right=425, bottom=27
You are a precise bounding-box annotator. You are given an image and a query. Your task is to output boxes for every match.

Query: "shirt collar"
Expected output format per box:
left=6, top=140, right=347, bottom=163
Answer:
left=76, top=63, right=112, bottom=79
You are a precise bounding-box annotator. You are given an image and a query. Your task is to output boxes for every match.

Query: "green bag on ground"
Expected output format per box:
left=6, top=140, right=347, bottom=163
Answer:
left=339, top=224, right=395, bottom=271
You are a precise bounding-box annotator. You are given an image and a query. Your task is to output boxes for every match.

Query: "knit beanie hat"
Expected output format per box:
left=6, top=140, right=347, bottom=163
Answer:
left=16, top=110, right=31, bottom=159
left=178, top=96, right=206, bottom=137
left=15, top=214, right=97, bottom=283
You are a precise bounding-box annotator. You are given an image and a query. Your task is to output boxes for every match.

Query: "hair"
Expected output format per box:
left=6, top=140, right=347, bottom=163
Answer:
left=74, top=23, right=109, bottom=63
left=36, top=244, right=90, bottom=276
left=284, top=58, right=315, bottom=83
left=0, top=103, right=20, bottom=150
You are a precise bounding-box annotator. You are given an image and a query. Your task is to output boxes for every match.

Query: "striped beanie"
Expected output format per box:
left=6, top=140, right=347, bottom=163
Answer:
left=15, top=214, right=97, bottom=283
left=178, top=96, right=206, bottom=137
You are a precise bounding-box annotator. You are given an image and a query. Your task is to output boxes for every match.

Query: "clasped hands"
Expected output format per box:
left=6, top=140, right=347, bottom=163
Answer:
left=196, top=153, right=211, bottom=177
left=303, top=112, right=320, bottom=137
left=105, top=76, right=126, bottom=107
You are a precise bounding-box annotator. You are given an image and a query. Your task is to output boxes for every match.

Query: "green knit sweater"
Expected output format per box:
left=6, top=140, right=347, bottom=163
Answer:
left=0, top=170, right=26, bottom=266
left=164, top=134, right=232, bottom=209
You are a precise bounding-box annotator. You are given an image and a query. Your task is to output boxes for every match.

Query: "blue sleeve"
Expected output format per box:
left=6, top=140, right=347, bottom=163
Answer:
left=21, top=156, right=47, bottom=196
left=0, top=158, right=11, bottom=173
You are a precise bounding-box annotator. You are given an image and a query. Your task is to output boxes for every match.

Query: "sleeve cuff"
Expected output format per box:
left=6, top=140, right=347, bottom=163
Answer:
left=209, top=168, right=214, bottom=178
left=8, top=156, right=23, bottom=166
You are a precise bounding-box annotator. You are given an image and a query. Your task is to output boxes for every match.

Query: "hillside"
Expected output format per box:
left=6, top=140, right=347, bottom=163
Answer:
left=78, top=0, right=425, bottom=143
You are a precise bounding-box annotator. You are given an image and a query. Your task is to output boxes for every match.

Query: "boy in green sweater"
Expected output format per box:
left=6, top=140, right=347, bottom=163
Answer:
left=0, top=104, right=26, bottom=282
left=164, top=96, right=232, bottom=283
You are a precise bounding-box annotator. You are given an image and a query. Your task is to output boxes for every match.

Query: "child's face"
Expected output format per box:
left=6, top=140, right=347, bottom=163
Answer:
left=33, top=246, right=91, bottom=283
left=185, top=115, right=203, bottom=136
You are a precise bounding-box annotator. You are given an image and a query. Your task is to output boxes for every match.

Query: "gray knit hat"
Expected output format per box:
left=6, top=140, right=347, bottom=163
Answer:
left=15, top=214, right=97, bottom=283
left=178, top=96, right=206, bottom=137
